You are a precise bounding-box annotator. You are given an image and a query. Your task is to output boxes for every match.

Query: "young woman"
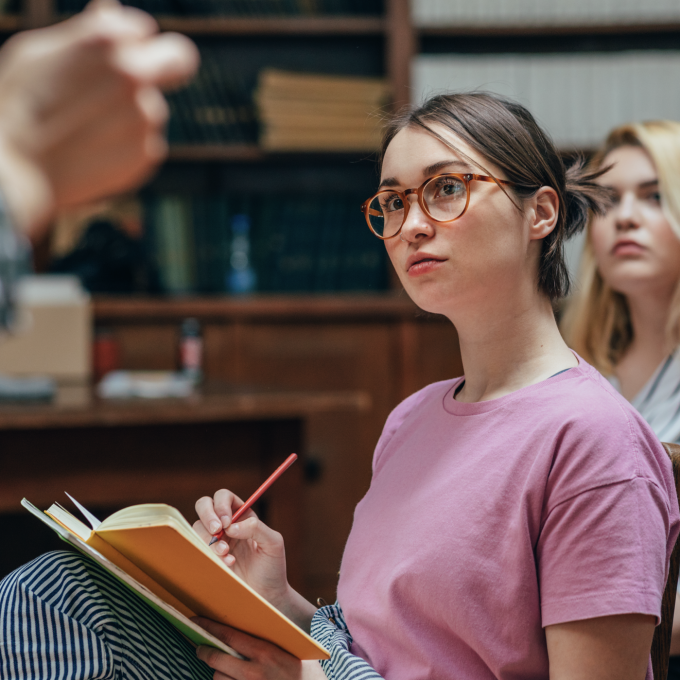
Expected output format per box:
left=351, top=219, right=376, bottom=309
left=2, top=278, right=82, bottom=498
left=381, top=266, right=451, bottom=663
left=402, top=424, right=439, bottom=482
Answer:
left=562, top=121, right=680, bottom=444
left=561, top=120, right=680, bottom=677
left=2, top=93, right=678, bottom=680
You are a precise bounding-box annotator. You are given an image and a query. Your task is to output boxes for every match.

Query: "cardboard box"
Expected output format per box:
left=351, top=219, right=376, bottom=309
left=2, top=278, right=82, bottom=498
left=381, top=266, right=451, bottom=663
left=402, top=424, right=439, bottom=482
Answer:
left=0, top=276, right=91, bottom=382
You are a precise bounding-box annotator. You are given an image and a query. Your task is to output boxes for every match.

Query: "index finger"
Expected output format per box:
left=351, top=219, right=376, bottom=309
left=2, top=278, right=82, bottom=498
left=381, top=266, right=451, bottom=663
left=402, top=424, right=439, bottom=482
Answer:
left=114, top=32, right=200, bottom=89
left=195, top=489, right=244, bottom=536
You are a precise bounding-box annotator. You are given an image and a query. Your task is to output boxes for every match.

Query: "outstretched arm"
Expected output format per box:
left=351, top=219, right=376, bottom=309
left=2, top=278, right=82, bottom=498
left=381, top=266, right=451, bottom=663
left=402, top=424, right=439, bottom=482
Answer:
left=0, top=0, right=199, bottom=241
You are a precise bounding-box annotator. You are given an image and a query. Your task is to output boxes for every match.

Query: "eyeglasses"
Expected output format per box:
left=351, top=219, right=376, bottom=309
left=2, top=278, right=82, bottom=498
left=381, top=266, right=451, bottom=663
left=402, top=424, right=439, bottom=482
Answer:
left=361, top=173, right=522, bottom=240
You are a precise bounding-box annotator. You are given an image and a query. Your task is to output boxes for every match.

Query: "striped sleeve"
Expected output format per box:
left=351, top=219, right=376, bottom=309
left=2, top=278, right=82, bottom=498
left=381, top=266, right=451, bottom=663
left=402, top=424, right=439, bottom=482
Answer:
left=311, top=603, right=383, bottom=680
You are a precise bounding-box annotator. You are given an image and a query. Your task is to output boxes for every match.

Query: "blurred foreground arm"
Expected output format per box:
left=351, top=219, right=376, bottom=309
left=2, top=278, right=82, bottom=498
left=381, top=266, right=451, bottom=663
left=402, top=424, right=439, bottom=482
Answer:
left=0, top=0, right=199, bottom=241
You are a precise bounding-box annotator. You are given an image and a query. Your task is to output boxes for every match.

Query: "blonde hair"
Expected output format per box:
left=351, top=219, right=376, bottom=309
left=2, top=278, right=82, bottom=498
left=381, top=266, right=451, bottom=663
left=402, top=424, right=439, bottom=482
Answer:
left=561, top=121, right=680, bottom=374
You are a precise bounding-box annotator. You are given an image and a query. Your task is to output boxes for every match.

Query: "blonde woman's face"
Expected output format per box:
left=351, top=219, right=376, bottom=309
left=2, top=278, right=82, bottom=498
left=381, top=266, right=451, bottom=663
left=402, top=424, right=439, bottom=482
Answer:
left=591, top=145, right=680, bottom=299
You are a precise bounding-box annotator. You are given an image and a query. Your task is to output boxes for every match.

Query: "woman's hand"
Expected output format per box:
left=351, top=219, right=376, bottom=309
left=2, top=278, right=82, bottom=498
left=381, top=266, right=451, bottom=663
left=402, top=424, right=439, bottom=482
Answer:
left=194, top=489, right=316, bottom=630
left=194, top=618, right=327, bottom=680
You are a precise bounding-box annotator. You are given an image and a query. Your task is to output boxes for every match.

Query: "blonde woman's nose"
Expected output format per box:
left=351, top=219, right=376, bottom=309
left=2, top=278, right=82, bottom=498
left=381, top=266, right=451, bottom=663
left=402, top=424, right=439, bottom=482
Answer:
left=614, top=192, right=641, bottom=231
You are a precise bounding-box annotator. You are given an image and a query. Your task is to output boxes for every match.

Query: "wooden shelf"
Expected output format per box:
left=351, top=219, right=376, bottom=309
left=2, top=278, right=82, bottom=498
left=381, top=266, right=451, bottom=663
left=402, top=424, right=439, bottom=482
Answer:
left=167, top=144, right=377, bottom=162
left=156, top=15, right=385, bottom=36
left=92, top=294, right=431, bottom=323
left=419, top=22, right=680, bottom=38
left=168, top=144, right=264, bottom=162
left=0, top=384, right=371, bottom=430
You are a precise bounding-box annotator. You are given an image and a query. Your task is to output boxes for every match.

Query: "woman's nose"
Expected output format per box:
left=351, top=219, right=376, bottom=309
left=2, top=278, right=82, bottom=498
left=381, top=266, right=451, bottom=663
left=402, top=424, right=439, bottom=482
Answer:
left=615, top=193, right=641, bottom=232
left=399, top=197, right=435, bottom=243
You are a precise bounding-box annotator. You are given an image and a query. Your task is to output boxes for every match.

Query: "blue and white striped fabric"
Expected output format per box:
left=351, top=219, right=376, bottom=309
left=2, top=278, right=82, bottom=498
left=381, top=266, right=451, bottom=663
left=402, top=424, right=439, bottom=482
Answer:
left=311, top=604, right=383, bottom=680
left=0, top=551, right=213, bottom=680
left=0, top=551, right=380, bottom=680
left=609, top=352, right=680, bottom=443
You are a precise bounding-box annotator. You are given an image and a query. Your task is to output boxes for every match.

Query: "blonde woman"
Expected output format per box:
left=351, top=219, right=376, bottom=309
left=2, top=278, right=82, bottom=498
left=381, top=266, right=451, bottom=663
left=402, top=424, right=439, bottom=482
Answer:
left=563, top=121, right=680, bottom=444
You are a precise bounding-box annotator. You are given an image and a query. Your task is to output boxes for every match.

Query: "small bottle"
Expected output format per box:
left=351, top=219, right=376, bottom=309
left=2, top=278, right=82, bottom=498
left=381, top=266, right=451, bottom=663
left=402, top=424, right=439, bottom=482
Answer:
left=179, top=317, right=202, bottom=385
left=92, top=327, right=120, bottom=383
left=227, top=214, right=256, bottom=294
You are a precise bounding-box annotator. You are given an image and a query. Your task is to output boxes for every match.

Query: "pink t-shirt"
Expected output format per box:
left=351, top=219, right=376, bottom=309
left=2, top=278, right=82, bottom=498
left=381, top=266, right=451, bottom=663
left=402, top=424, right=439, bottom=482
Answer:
left=337, top=360, right=680, bottom=680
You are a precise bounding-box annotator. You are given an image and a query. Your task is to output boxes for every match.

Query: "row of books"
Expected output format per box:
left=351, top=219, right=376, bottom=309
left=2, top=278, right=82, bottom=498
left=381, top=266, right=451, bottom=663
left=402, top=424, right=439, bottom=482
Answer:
left=413, top=51, right=680, bottom=149
left=256, top=70, right=389, bottom=151
left=57, top=0, right=382, bottom=15
left=144, top=195, right=388, bottom=294
left=413, top=0, right=680, bottom=26
left=167, top=53, right=257, bottom=145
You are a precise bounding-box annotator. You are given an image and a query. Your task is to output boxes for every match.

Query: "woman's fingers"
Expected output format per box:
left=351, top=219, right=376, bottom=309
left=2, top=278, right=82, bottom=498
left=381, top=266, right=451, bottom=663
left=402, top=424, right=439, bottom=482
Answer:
left=192, top=519, right=234, bottom=565
left=195, top=490, right=248, bottom=536
left=195, top=618, right=286, bottom=663
left=225, top=516, right=285, bottom=557
left=195, top=494, right=229, bottom=536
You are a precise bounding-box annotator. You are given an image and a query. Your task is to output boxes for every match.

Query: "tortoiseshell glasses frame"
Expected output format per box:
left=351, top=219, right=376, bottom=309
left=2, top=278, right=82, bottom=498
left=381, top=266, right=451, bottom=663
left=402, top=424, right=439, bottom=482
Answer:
left=360, top=172, right=523, bottom=240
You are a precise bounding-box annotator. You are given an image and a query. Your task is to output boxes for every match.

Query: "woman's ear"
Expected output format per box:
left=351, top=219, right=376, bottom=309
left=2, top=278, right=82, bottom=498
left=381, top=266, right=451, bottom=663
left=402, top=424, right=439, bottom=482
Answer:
left=528, top=187, right=559, bottom=241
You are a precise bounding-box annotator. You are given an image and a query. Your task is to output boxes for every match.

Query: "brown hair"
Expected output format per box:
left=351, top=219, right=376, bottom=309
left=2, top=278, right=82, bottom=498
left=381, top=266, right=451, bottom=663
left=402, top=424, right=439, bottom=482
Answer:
left=380, top=92, right=612, bottom=300
left=561, top=121, right=680, bottom=374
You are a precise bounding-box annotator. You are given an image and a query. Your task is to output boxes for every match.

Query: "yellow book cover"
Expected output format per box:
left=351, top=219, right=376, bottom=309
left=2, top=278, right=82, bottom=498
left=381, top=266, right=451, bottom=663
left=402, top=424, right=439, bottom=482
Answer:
left=26, top=497, right=328, bottom=661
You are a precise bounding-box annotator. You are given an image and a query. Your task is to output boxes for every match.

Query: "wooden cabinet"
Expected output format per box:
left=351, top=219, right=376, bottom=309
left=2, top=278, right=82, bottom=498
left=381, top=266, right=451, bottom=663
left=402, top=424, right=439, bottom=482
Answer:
left=95, top=294, right=463, bottom=600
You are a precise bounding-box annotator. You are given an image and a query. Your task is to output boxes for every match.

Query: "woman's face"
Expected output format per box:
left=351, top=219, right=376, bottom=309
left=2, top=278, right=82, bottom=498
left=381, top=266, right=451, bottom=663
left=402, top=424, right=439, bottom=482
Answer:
left=590, top=145, right=680, bottom=300
left=379, top=125, right=547, bottom=318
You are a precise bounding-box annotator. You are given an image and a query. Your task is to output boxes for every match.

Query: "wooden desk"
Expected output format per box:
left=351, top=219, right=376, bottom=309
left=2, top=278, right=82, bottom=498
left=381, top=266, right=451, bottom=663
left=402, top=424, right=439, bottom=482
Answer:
left=0, top=384, right=370, bottom=593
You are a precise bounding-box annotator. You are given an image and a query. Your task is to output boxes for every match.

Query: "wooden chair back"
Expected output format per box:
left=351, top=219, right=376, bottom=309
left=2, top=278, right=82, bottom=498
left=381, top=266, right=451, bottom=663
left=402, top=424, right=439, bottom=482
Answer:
left=652, top=443, right=680, bottom=679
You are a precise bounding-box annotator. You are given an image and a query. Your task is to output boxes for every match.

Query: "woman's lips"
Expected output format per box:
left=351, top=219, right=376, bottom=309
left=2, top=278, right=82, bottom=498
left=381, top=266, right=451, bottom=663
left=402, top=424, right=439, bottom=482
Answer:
left=407, top=258, right=446, bottom=276
left=612, top=241, right=646, bottom=257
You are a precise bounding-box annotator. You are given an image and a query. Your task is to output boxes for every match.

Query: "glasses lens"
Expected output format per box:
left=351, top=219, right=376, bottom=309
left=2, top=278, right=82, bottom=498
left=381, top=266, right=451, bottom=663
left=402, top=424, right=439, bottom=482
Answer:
left=366, top=192, right=404, bottom=238
left=423, top=176, right=467, bottom=221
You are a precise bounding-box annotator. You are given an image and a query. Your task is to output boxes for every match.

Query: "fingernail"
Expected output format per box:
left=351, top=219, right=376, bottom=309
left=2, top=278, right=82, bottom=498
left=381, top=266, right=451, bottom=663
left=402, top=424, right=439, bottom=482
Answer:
left=227, top=555, right=235, bottom=566
left=227, top=523, right=239, bottom=535
left=220, top=515, right=231, bottom=527
left=215, top=541, right=228, bottom=554
left=209, top=520, right=221, bottom=534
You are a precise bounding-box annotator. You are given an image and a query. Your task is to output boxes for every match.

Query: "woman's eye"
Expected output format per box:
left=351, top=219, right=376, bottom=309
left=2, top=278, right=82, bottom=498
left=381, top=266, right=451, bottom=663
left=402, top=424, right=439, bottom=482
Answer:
left=381, top=195, right=403, bottom=212
left=434, top=179, right=465, bottom=198
left=648, top=191, right=662, bottom=205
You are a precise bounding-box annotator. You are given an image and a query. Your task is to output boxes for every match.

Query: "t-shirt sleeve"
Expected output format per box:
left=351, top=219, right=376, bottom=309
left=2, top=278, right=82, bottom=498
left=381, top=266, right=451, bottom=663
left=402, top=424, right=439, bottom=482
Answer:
left=537, top=476, right=672, bottom=627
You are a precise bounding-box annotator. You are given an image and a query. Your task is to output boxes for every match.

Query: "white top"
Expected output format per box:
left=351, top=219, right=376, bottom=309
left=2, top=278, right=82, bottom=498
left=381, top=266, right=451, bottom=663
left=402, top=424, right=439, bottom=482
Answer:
left=609, top=353, right=680, bottom=444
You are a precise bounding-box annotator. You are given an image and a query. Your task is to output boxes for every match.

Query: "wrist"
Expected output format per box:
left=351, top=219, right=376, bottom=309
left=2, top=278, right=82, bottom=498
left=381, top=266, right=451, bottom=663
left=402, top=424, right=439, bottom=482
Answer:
left=272, top=584, right=318, bottom=633
left=0, top=134, right=54, bottom=242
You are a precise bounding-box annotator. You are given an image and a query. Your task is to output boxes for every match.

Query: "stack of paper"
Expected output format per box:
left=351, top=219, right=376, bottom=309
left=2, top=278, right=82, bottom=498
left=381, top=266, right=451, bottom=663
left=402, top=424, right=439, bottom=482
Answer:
left=256, top=69, right=390, bottom=151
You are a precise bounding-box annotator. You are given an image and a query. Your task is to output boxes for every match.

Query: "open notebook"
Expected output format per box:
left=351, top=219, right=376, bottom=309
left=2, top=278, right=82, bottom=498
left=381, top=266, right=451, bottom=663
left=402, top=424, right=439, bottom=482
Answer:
left=22, top=497, right=328, bottom=661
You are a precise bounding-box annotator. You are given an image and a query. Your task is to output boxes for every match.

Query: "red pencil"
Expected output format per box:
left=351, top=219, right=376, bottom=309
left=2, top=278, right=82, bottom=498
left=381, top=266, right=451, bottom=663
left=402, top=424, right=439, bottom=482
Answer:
left=208, top=453, right=298, bottom=546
